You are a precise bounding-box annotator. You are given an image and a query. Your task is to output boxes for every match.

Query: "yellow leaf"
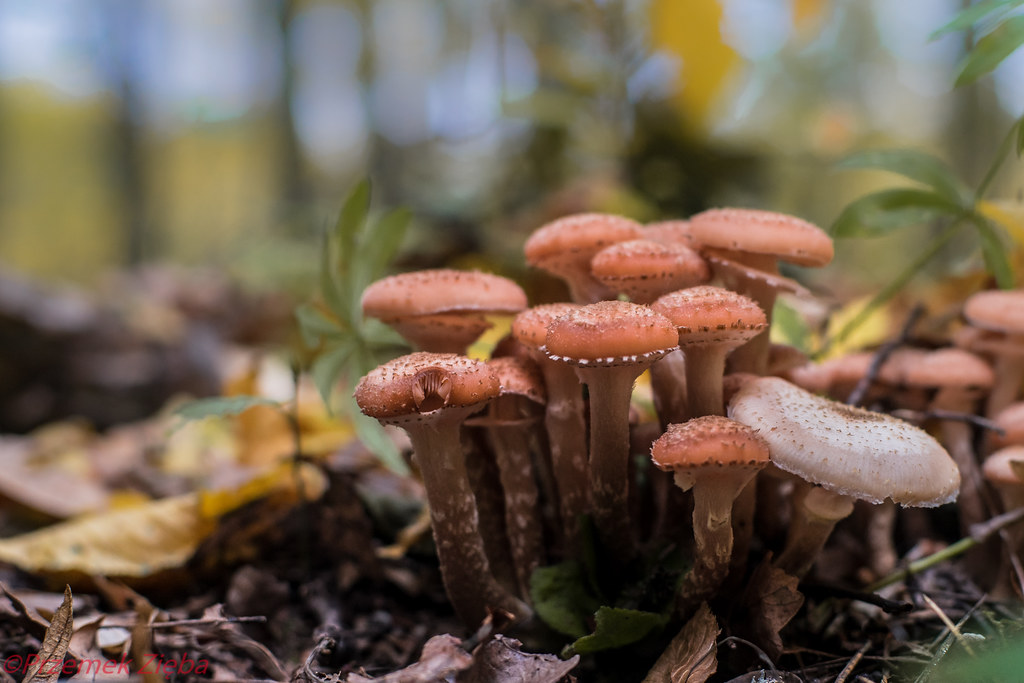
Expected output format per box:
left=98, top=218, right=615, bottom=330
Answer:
left=650, top=0, right=741, bottom=130
left=817, top=295, right=894, bottom=359
left=0, top=463, right=325, bottom=577
left=977, top=199, right=1024, bottom=245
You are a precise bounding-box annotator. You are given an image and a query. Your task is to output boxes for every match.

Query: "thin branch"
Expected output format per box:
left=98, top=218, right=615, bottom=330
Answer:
left=846, top=305, right=925, bottom=406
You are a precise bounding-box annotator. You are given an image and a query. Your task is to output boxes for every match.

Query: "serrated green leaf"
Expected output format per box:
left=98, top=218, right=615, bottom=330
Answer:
left=174, top=395, right=280, bottom=421
left=531, top=561, right=601, bottom=638
left=353, top=208, right=412, bottom=292
left=348, top=403, right=409, bottom=475
left=837, top=150, right=970, bottom=204
left=930, top=0, right=1024, bottom=39
left=294, top=303, right=344, bottom=348
left=954, top=14, right=1024, bottom=86
left=568, top=606, right=668, bottom=655
left=973, top=215, right=1015, bottom=288
left=319, top=230, right=349, bottom=320
left=311, top=342, right=356, bottom=407
left=336, top=179, right=371, bottom=274
left=831, top=189, right=961, bottom=238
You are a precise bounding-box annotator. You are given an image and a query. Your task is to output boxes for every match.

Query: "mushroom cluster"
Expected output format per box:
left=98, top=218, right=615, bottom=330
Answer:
left=351, top=209, right=993, bottom=642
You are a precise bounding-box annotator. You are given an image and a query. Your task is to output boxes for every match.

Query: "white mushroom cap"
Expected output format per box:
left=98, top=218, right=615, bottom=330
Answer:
left=727, top=376, right=960, bottom=507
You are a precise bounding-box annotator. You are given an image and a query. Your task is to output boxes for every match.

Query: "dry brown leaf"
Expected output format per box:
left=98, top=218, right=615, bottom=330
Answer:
left=458, top=635, right=578, bottom=683
left=24, top=586, right=73, bottom=683
left=642, top=602, right=719, bottom=683
left=345, top=634, right=473, bottom=682
left=0, top=437, right=109, bottom=518
left=740, top=558, right=804, bottom=661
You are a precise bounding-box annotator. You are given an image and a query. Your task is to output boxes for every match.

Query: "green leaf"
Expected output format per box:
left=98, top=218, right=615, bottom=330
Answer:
left=831, top=189, right=961, bottom=238
left=770, top=298, right=811, bottom=353
left=954, top=14, right=1024, bottom=86
left=319, top=230, right=348, bottom=320
left=567, top=606, right=668, bottom=655
left=353, top=207, right=412, bottom=293
left=310, top=342, right=356, bottom=407
left=349, top=405, right=409, bottom=475
left=972, top=215, right=1015, bottom=288
left=530, top=561, right=601, bottom=639
left=294, top=303, right=344, bottom=348
left=336, top=179, right=372, bottom=273
left=174, top=395, right=280, bottom=421
left=837, top=150, right=970, bottom=204
left=930, top=0, right=1024, bottom=39
left=1017, top=116, right=1024, bottom=156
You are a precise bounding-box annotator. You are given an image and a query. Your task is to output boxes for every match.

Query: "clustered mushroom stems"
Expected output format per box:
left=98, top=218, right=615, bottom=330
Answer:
left=350, top=209, right=1015, bottom=638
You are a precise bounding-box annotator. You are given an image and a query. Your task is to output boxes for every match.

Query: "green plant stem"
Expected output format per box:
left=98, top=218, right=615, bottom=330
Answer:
left=816, top=220, right=963, bottom=359
left=866, top=505, right=1024, bottom=593
left=974, top=119, right=1022, bottom=201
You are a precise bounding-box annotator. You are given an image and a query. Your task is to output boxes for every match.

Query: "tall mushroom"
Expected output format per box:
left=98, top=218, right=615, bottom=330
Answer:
left=524, top=213, right=642, bottom=304
left=544, top=300, right=679, bottom=557
left=354, top=352, right=528, bottom=625
left=728, top=376, right=960, bottom=578
left=361, top=269, right=527, bottom=354
left=687, top=208, right=833, bottom=374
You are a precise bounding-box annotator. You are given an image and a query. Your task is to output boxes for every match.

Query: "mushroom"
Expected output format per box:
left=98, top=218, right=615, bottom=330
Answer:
left=511, top=303, right=589, bottom=547
left=982, top=446, right=1024, bottom=596
left=727, top=376, right=960, bottom=578
left=474, top=356, right=548, bottom=599
left=687, top=208, right=834, bottom=374
left=992, top=402, right=1024, bottom=449
left=651, top=286, right=768, bottom=420
left=651, top=416, right=770, bottom=607
left=524, top=213, right=642, bottom=304
left=544, top=300, right=679, bottom=557
left=354, top=352, right=528, bottom=625
left=963, top=289, right=1024, bottom=419
left=590, top=239, right=710, bottom=305
left=361, top=269, right=527, bottom=353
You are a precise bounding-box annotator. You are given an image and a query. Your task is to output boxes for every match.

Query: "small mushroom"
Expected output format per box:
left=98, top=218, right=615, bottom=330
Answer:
left=652, top=286, right=768, bottom=420
left=963, top=289, right=1024, bottom=418
left=361, top=269, right=527, bottom=353
left=590, top=239, right=710, bottom=305
left=728, top=376, right=960, bottom=578
left=544, top=300, right=679, bottom=557
left=651, top=416, right=770, bottom=607
left=354, top=352, right=528, bottom=625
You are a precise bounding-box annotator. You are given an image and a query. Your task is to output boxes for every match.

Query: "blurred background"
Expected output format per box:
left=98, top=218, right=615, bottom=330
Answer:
left=2, top=0, right=1022, bottom=290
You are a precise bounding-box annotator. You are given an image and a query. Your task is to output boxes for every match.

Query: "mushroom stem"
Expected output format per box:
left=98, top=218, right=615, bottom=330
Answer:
left=985, top=352, right=1024, bottom=420
left=684, top=345, right=728, bottom=418
left=677, top=471, right=760, bottom=610
left=576, top=365, right=641, bottom=558
left=486, top=407, right=547, bottom=600
left=539, top=362, right=590, bottom=548
left=651, top=350, right=688, bottom=427
left=406, top=410, right=530, bottom=625
left=774, top=485, right=855, bottom=579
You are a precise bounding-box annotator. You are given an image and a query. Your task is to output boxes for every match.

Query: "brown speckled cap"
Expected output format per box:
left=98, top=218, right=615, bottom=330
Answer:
left=964, top=289, right=1024, bottom=336
left=543, top=300, right=678, bottom=367
left=643, top=220, right=700, bottom=248
left=983, top=445, right=1024, bottom=486
left=651, top=285, right=767, bottom=349
left=487, top=356, right=546, bottom=404
left=688, top=208, right=834, bottom=267
left=896, top=348, right=994, bottom=391
left=727, top=376, right=960, bottom=506
left=651, top=416, right=769, bottom=489
left=524, top=213, right=642, bottom=301
left=511, top=303, right=580, bottom=351
left=591, top=239, right=710, bottom=304
left=354, top=352, right=500, bottom=421
left=361, top=269, right=527, bottom=320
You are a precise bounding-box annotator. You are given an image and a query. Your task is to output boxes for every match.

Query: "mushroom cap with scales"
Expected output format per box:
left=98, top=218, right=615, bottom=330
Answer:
left=361, top=269, right=527, bottom=320
left=687, top=208, right=834, bottom=268
left=651, top=415, right=770, bottom=490
left=727, top=376, right=960, bottom=506
left=543, top=300, right=679, bottom=367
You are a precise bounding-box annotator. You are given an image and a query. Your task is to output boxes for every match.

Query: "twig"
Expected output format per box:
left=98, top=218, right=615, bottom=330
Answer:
left=890, top=408, right=1005, bottom=434
left=801, top=583, right=912, bottom=614
left=920, top=594, right=976, bottom=658
left=149, top=616, right=267, bottom=629
left=833, top=641, right=870, bottom=683
left=846, top=305, right=924, bottom=407
left=866, top=506, right=1024, bottom=592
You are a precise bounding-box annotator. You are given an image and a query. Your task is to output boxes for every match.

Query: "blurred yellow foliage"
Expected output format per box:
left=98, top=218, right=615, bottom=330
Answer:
left=649, top=0, right=740, bottom=131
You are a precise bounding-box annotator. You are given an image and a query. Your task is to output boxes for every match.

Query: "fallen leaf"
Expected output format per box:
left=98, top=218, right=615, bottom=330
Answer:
left=642, top=602, right=719, bottom=683
left=0, top=437, right=109, bottom=519
left=345, top=634, right=472, bottom=682
left=24, top=586, right=73, bottom=683
left=739, top=559, right=804, bottom=660
left=459, top=635, right=578, bottom=683
left=0, top=463, right=325, bottom=577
